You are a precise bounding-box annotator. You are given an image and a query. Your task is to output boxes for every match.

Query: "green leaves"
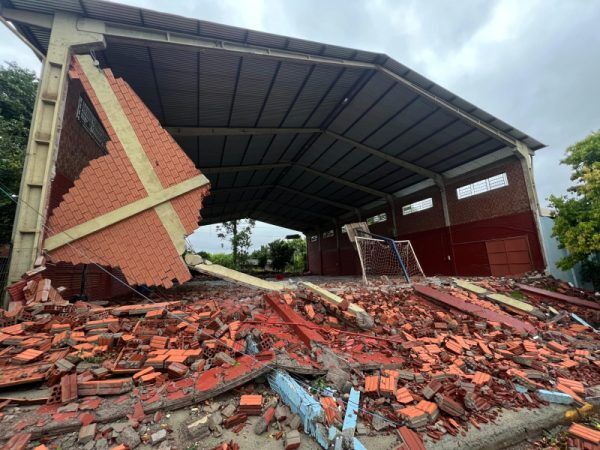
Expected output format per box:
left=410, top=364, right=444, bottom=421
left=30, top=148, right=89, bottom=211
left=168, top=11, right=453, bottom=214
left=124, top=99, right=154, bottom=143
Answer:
left=268, top=239, right=295, bottom=272
left=549, top=130, right=600, bottom=288
left=0, top=62, right=38, bottom=243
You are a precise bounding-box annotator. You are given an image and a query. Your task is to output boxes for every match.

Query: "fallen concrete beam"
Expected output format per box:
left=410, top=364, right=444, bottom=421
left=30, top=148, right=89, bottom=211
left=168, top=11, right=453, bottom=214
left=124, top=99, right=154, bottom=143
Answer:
left=299, top=282, right=374, bottom=329
left=517, top=284, right=600, bottom=310
left=453, top=278, right=488, bottom=296
left=190, top=263, right=288, bottom=291
left=485, top=292, right=546, bottom=320
left=413, top=285, right=537, bottom=335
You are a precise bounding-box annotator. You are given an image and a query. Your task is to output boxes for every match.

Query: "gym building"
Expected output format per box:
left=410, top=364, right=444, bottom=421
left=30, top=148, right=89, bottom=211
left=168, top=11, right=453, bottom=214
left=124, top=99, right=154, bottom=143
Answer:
left=1, top=0, right=546, bottom=300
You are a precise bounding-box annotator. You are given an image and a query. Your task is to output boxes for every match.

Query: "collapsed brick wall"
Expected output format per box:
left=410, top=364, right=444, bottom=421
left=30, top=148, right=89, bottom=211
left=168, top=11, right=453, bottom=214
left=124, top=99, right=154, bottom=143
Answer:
left=43, top=262, right=130, bottom=301
left=308, top=156, right=544, bottom=277
left=48, top=79, right=106, bottom=214
left=43, top=59, right=209, bottom=293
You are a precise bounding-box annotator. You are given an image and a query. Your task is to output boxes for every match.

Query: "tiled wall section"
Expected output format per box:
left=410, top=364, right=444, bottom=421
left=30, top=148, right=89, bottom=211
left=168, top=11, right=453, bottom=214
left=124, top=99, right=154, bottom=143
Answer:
left=44, top=60, right=209, bottom=291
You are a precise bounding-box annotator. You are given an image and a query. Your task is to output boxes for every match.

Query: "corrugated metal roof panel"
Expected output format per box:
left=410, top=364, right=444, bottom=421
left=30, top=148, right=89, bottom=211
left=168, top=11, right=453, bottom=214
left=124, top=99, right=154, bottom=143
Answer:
left=246, top=30, right=288, bottom=48
left=198, top=53, right=240, bottom=127
left=141, top=9, right=198, bottom=34
left=229, top=58, right=279, bottom=127
left=12, top=0, right=82, bottom=14
left=83, top=0, right=142, bottom=25
left=256, top=62, right=313, bottom=128
left=328, top=72, right=395, bottom=134
left=240, top=135, right=274, bottom=165
left=199, top=20, right=246, bottom=41
left=363, top=97, right=436, bottom=149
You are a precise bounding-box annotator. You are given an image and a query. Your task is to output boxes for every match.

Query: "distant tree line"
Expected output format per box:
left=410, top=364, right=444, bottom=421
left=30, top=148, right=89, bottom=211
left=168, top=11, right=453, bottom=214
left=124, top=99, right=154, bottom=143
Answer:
left=198, top=237, right=306, bottom=274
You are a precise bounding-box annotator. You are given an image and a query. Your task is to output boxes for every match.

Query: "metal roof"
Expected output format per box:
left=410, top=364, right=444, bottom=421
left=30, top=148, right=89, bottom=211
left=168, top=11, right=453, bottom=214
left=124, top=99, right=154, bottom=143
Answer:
left=1, top=0, right=545, bottom=232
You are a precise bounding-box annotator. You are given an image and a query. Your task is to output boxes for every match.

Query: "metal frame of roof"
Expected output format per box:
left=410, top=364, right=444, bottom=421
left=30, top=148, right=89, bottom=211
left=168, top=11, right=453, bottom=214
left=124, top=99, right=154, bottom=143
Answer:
left=1, top=0, right=545, bottom=234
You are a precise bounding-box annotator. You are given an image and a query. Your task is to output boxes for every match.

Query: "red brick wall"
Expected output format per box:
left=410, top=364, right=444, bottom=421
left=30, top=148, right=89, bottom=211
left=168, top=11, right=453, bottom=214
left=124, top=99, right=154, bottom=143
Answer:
left=446, top=157, right=530, bottom=225
left=320, top=228, right=339, bottom=275
left=306, top=156, right=544, bottom=277
left=307, top=235, right=321, bottom=274
left=48, top=78, right=106, bottom=213
left=339, top=232, right=361, bottom=275
left=394, top=186, right=446, bottom=235
left=44, top=262, right=130, bottom=300
left=42, top=60, right=209, bottom=298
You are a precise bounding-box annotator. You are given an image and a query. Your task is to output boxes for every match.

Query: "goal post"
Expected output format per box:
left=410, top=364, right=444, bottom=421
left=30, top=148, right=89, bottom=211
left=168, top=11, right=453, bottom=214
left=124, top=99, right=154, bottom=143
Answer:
left=355, top=235, right=425, bottom=284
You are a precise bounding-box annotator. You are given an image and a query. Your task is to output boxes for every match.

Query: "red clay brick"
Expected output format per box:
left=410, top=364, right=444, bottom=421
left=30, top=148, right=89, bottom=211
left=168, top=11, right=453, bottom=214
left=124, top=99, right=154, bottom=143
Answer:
left=45, top=60, right=209, bottom=288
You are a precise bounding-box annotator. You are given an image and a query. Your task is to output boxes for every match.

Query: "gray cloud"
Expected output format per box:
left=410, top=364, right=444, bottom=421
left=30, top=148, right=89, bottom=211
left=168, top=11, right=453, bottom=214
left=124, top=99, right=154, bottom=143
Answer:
left=2, top=0, right=598, bottom=249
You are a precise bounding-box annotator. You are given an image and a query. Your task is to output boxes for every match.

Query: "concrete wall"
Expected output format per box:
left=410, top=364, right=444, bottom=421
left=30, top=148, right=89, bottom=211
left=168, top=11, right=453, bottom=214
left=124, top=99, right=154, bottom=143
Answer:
left=307, top=156, right=545, bottom=277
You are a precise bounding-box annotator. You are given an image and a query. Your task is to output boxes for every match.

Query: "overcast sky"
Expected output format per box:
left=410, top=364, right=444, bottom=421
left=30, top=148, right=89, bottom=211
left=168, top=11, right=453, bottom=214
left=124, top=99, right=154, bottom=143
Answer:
left=2, top=0, right=599, bottom=253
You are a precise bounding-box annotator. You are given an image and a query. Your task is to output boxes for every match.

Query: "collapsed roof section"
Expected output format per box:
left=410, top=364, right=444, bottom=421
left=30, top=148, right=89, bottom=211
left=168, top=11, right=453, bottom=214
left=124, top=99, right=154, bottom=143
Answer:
left=43, top=55, right=210, bottom=288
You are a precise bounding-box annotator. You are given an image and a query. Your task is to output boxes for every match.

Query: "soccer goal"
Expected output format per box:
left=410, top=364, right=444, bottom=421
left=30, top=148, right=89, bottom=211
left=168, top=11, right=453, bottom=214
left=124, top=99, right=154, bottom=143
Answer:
left=346, top=223, right=425, bottom=284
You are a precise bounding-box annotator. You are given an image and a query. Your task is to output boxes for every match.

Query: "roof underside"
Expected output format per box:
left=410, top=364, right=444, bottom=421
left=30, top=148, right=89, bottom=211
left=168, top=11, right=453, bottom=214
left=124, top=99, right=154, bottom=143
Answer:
left=2, top=0, right=545, bottom=232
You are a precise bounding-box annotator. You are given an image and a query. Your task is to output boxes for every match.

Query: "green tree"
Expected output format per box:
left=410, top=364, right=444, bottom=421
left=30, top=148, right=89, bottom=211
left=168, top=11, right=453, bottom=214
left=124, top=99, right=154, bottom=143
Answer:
left=205, top=252, right=235, bottom=268
left=250, top=245, right=269, bottom=269
left=287, top=238, right=307, bottom=273
left=0, top=62, right=38, bottom=243
left=549, top=130, right=600, bottom=288
left=216, top=219, right=256, bottom=269
left=268, top=239, right=294, bottom=272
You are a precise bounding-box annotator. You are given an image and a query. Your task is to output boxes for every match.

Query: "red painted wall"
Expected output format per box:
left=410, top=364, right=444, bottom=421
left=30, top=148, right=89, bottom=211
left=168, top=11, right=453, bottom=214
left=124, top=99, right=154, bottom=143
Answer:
left=307, top=156, right=545, bottom=277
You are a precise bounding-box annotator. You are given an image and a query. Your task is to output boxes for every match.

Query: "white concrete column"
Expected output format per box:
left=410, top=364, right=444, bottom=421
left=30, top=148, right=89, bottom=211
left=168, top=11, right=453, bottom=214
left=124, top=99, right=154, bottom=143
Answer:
left=7, top=13, right=105, bottom=288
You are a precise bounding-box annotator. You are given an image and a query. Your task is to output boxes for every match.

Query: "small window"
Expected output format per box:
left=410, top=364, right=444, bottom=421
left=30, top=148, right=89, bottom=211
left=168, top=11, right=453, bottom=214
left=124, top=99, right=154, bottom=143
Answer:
left=322, top=229, right=334, bottom=239
left=402, top=197, right=433, bottom=215
left=456, top=173, right=508, bottom=199
left=76, top=95, right=109, bottom=151
left=310, top=235, right=318, bottom=242
left=366, top=213, right=387, bottom=225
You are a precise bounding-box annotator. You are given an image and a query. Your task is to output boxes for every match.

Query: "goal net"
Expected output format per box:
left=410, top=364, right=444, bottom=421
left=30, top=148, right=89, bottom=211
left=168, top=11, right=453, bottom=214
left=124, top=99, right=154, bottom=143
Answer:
left=355, top=236, right=425, bottom=284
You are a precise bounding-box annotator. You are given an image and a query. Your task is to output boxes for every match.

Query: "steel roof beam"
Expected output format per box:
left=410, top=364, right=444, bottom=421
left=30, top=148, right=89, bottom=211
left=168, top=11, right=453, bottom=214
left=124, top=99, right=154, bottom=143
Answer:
left=202, top=163, right=288, bottom=174
left=166, top=127, right=320, bottom=136
left=297, top=164, right=387, bottom=198
left=204, top=198, right=334, bottom=221
left=202, top=212, right=307, bottom=230
left=203, top=162, right=387, bottom=198
left=211, top=184, right=358, bottom=213
left=323, top=130, right=443, bottom=183
left=173, top=125, right=441, bottom=182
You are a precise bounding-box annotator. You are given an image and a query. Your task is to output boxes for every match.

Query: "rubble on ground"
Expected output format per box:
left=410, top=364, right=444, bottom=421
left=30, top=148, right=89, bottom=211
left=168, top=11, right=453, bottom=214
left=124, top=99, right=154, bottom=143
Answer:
left=0, top=268, right=599, bottom=449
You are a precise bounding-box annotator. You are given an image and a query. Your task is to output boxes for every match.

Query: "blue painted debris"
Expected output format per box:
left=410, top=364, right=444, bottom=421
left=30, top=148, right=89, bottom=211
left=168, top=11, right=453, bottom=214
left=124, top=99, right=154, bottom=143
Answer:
left=537, top=389, right=574, bottom=405
left=514, top=384, right=528, bottom=394
left=245, top=335, right=259, bottom=354
left=343, top=388, right=360, bottom=432
left=269, top=370, right=368, bottom=450
left=268, top=370, right=329, bottom=448
left=571, top=313, right=599, bottom=333
left=352, top=437, right=368, bottom=450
